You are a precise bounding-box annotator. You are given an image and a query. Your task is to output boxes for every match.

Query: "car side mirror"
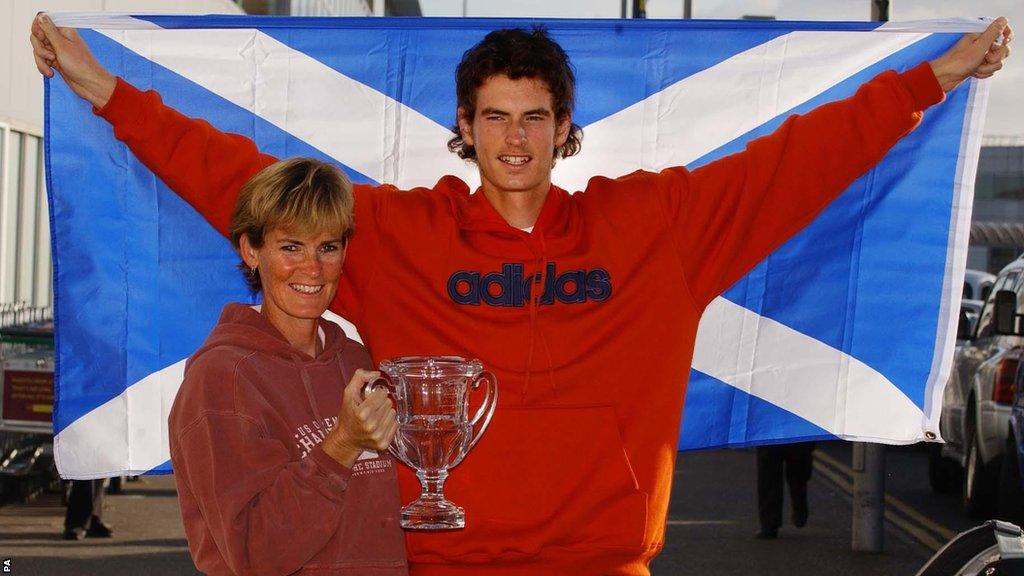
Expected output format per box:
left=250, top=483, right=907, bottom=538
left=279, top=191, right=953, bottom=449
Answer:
left=994, top=290, right=1023, bottom=335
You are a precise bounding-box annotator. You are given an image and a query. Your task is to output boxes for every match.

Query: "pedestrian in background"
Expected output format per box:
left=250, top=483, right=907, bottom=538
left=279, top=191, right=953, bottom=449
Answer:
left=63, top=478, right=112, bottom=540
left=756, top=442, right=816, bottom=539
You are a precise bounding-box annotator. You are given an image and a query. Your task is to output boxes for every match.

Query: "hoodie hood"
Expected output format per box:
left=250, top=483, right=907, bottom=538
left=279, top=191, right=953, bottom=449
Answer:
left=189, top=303, right=354, bottom=425
left=193, top=303, right=349, bottom=363
left=453, top=180, right=583, bottom=260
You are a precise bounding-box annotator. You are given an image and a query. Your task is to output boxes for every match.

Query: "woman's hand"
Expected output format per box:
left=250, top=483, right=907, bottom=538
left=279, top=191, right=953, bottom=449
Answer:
left=323, top=369, right=398, bottom=468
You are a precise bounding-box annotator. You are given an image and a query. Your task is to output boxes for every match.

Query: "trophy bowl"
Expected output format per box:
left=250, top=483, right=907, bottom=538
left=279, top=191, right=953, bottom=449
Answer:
left=369, top=356, right=497, bottom=530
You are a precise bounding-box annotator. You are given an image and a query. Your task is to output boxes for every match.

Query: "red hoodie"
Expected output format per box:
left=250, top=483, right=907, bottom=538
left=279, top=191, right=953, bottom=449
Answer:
left=168, top=303, right=408, bottom=575
left=102, top=63, right=943, bottom=575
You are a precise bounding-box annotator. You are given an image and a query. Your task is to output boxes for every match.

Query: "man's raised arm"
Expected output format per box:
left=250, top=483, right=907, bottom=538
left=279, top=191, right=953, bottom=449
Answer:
left=31, top=13, right=275, bottom=236
left=667, top=17, right=1011, bottom=306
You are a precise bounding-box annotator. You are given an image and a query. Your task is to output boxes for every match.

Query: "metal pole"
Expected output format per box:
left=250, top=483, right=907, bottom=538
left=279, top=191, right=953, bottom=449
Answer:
left=684, top=0, right=692, bottom=19
left=851, top=443, right=886, bottom=551
left=871, top=0, right=890, bottom=22
left=633, top=0, right=646, bottom=18
left=851, top=1, right=892, bottom=554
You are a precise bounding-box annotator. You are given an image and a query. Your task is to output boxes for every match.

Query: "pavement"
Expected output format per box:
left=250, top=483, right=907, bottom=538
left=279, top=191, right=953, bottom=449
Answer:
left=651, top=447, right=934, bottom=576
left=0, top=476, right=199, bottom=576
left=1, top=445, right=943, bottom=575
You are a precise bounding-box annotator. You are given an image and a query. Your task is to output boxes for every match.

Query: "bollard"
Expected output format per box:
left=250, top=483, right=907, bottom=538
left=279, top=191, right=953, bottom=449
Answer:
left=852, top=442, right=886, bottom=551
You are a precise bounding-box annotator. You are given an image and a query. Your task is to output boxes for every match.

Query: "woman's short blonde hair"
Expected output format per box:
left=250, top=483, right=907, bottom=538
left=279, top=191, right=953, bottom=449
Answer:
left=229, top=157, right=355, bottom=292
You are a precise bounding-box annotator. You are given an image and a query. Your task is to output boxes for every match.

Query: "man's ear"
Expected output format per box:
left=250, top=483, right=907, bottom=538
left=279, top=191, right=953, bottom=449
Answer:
left=239, top=235, right=259, bottom=269
left=457, top=107, right=475, bottom=147
left=554, top=114, right=571, bottom=148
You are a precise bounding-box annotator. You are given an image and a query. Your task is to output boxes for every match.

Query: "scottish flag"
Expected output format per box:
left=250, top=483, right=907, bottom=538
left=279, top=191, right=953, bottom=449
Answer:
left=45, top=14, right=990, bottom=478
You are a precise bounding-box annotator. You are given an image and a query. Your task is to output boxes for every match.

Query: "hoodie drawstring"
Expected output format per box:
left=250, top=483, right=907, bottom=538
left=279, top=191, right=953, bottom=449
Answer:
left=535, top=230, right=557, bottom=396
left=521, top=228, right=558, bottom=402
left=292, top=352, right=326, bottom=427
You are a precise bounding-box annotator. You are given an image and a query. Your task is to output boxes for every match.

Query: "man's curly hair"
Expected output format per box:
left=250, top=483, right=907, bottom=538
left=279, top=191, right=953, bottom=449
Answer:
left=447, top=27, right=583, bottom=162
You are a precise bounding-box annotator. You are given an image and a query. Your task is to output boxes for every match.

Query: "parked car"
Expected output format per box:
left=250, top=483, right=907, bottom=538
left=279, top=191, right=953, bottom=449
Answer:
left=948, top=269, right=1009, bottom=506
left=930, top=298, right=984, bottom=493
left=937, top=256, right=1024, bottom=517
left=964, top=269, right=997, bottom=302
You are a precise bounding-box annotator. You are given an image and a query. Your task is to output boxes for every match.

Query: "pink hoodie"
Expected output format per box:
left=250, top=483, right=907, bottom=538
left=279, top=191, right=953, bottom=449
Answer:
left=169, top=303, right=408, bottom=575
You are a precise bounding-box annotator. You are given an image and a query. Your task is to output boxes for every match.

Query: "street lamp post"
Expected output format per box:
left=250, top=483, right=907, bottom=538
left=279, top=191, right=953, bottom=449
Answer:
left=851, top=0, right=892, bottom=554
left=852, top=443, right=886, bottom=552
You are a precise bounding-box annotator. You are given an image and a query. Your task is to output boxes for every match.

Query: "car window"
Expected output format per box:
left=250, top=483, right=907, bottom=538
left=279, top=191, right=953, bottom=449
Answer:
left=967, top=310, right=980, bottom=333
left=959, top=307, right=981, bottom=340
left=1015, top=273, right=1024, bottom=307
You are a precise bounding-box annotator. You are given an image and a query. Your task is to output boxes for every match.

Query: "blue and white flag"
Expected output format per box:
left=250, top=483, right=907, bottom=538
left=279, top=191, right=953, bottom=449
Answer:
left=45, top=14, right=990, bottom=479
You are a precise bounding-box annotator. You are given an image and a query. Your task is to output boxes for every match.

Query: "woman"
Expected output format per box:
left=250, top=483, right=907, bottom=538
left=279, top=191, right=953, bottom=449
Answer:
left=168, top=158, right=407, bottom=575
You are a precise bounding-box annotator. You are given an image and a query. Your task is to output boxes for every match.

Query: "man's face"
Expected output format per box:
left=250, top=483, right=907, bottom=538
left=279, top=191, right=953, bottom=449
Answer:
left=458, top=74, right=571, bottom=201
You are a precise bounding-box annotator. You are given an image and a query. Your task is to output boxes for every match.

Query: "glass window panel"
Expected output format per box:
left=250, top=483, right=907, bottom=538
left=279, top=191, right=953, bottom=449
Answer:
left=980, top=177, right=992, bottom=199
left=1, top=130, right=21, bottom=304
left=33, top=136, right=52, bottom=309
left=17, top=134, right=40, bottom=304
left=0, top=125, right=6, bottom=303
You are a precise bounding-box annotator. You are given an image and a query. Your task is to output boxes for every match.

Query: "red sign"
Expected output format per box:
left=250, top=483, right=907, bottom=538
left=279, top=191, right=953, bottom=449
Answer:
left=2, top=370, right=53, bottom=423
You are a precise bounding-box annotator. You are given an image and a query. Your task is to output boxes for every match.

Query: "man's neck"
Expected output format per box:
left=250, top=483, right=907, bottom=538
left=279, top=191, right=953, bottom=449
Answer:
left=482, top=186, right=549, bottom=229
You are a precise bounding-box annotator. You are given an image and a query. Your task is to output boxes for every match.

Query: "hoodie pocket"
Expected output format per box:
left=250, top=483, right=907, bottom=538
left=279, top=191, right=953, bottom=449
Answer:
left=405, top=405, right=649, bottom=562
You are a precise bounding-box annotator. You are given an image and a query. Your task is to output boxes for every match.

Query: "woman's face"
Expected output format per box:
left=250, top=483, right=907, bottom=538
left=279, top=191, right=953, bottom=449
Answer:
left=240, top=226, right=347, bottom=333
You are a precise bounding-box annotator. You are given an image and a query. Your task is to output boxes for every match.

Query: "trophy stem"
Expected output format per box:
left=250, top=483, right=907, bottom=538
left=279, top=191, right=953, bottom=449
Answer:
left=401, top=469, right=465, bottom=530
left=419, top=469, right=447, bottom=499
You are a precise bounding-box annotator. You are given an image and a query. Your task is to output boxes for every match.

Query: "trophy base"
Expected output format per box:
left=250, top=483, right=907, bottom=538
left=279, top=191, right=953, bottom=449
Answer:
left=400, top=497, right=465, bottom=530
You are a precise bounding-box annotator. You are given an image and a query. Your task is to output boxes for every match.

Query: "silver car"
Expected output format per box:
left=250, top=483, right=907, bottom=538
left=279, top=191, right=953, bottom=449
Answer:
left=936, top=260, right=1024, bottom=517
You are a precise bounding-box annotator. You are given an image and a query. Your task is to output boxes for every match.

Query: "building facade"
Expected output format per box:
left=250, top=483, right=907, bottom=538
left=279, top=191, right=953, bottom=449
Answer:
left=969, top=137, right=1024, bottom=274
left=237, top=0, right=420, bottom=16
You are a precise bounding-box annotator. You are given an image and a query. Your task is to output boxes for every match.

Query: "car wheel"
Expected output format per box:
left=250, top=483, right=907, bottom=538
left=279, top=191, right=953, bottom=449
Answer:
left=964, top=425, right=996, bottom=518
left=998, top=437, right=1024, bottom=524
left=929, top=444, right=961, bottom=494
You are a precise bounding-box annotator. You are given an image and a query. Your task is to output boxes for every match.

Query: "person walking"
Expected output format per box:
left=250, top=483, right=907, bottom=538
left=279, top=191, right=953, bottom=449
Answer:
left=755, top=442, right=816, bottom=539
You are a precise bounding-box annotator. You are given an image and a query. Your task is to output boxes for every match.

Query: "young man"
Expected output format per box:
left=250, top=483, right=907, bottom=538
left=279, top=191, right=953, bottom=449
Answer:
left=32, top=16, right=1012, bottom=576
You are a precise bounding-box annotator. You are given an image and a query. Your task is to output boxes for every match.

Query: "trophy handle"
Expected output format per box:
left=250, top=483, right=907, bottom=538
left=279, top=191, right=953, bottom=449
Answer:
left=362, top=375, right=417, bottom=470
left=361, top=375, right=389, bottom=401
left=466, top=370, right=498, bottom=451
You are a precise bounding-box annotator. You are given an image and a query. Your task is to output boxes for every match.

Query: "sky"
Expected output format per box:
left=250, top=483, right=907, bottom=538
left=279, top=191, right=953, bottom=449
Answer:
left=418, top=0, right=1023, bottom=136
